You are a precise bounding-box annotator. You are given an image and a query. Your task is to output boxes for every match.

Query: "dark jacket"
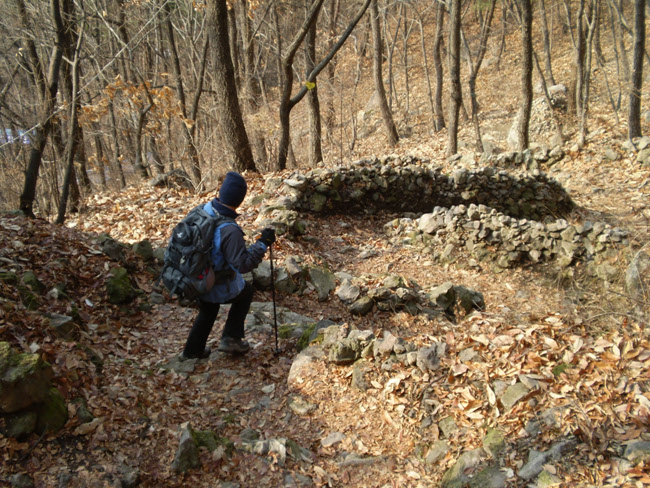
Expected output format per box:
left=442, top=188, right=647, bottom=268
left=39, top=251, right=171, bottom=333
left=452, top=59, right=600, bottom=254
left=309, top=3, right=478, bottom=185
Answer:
left=199, top=200, right=267, bottom=303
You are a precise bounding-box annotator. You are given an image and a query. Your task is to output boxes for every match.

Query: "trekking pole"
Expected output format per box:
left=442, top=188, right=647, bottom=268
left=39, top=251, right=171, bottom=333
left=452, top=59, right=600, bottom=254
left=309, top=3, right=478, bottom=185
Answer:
left=269, top=243, right=280, bottom=355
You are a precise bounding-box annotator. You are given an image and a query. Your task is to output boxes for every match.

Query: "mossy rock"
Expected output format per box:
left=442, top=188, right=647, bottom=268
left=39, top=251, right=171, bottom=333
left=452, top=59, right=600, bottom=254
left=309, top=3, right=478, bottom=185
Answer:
left=0, top=343, right=53, bottom=413
left=21, top=272, right=45, bottom=293
left=106, top=267, right=136, bottom=304
left=194, top=430, right=233, bottom=456
left=36, top=387, right=68, bottom=434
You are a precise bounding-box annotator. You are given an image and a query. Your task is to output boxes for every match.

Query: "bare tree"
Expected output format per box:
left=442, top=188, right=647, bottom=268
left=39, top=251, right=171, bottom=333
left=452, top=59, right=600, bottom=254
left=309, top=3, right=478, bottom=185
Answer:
left=206, top=0, right=256, bottom=173
left=447, top=0, right=462, bottom=156
left=628, top=0, right=645, bottom=139
left=515, top=0, right=533, bottom=151
left=370, top=0, right=399, bottom=146
left=18, top=0, right=66, bottom=217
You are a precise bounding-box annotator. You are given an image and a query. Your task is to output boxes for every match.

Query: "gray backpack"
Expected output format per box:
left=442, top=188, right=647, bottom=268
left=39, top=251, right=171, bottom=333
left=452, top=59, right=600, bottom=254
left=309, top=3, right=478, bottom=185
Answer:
left=161, top=205, right=235, bottom=299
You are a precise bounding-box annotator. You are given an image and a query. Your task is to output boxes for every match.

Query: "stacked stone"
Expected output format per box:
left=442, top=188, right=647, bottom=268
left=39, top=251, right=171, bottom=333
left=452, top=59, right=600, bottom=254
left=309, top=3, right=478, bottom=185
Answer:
left=384, top=203, right=629, bottom=269
left=274, top=156, right=573, bottom=220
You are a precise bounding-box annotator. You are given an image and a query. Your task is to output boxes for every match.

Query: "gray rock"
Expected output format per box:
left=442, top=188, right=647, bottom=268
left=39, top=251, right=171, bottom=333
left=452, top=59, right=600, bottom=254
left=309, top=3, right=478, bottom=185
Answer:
left=483, top=428, right=506, bottom=456
left=171, top=427, right=200, bottom=473
left=469, top=466, right=508, bottom=488
left=626, top=252, right=650, bottom=299
left=48, top=314, right=77, bottom=339
left=536, top=470, right=561, bottom=488
left=321, top=431, right=346, bottom=447
left=351, top=361, right=372, bottom=391
left=349, top=296, right=374, bottom=315
left=328, top=338, right=359, bottom=364
left=288, top=395, right=317, bottom=416
left=439, top=416, right=459, bottom=438
left=441, top=448, right=484, bottom=488
left=336, top=279, right=361, bottom=303
left=416, top=342, right=446, bottom=372
left=454, top=285, right=485, bottom=313
left=132, top=240, right=154, bottom=260
left=518, top=439, right=576, bottom=480
left=373, top=331, right=399, bottom=358
left=418, top=213, right=440, bottom=234
left=425, top=440, right=450, bottom=465
left=308, top=267, right=336, bottom=301
left=252, top=260, right=272, bottom=288
left=429, top=282, right=456, bottom=312
left=4, top=410, right=38, bottom=438
left=624, top=440, right=650, bottom=464
left=9, top=473, right=34, bottom=488
left=500, top=382, right=529, bottom=410
left=288, top=346, right=325, bottom=388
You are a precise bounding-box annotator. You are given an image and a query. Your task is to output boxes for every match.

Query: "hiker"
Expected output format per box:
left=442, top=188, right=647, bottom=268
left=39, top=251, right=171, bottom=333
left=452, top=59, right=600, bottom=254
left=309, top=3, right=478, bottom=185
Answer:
left=180, top=171, right=275, bottom=359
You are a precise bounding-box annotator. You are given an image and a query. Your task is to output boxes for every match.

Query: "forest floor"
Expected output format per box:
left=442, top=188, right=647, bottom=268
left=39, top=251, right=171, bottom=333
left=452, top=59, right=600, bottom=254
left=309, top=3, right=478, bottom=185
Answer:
left=1, top=142, right=649, bottom=487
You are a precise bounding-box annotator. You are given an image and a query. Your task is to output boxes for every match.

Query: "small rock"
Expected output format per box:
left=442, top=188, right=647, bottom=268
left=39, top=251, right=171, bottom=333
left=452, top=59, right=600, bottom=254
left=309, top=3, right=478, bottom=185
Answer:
left=500, top=382, right=529, bottom=410
left=321, top=432, right=346, bottom=448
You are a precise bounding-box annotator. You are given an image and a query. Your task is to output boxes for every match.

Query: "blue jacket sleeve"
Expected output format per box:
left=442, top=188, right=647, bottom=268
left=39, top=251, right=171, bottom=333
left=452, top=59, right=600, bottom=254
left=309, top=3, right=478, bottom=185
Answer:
left=218, top=224, right=267, bottom=274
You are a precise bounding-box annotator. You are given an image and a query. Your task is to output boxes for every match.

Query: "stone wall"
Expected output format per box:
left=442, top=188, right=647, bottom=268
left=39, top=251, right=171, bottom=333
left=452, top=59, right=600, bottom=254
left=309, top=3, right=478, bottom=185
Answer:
left=270, top=156, right=574, bottom=221
left=384, top=204, right=629, bottom=271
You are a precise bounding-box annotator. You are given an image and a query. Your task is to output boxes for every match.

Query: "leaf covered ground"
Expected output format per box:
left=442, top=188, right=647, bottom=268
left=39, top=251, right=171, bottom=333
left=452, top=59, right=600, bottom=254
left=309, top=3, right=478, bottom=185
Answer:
left=1, top=149, right=649, bottom=487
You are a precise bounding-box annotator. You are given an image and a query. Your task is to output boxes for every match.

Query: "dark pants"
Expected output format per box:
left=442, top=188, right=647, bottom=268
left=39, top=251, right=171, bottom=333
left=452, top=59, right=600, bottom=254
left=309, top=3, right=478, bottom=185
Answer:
left=183, top=282, right=254, bottom=357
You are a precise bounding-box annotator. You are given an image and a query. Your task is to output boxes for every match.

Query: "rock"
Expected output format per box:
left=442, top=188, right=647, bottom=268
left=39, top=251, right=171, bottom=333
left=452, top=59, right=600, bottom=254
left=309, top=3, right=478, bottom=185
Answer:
left=35, top=387, right=68, bottom=434
left=106, top=267, right=136, bottom=304
left=48, top=314, right=78, bottom=339
left=418, top=213, right=439, bottom=234
left=500, top=382, right=529, bottom=410
left=349, top=296, right=374, bottom=316
left=483, top=428, right=506, bottom=457
left=274, top=267, right=298, bottom=294
left=118, top=465, right=140, bottom=488
left=328, top=339, right=358, bottom=365
left=336, top=279, right=361, bottom=303
left=351, top=361, right=372, bottom=391
left=252, top=261, right=272, bottom=289
left=288, top=395, right=317, bottom=416
left=626, top=252, right=650, bottom=299
left=3, top=410, right=38, bottom=438
left=8, top=473, right=34, bottom=488
left=454, top=285, right=485, bottom=313
left=0, top=342, right=53, bottom=413
left=101, top=236, right=125, bottom=261
left=21, top=272, right=45, bottom=293
left=132, top=240, right=154, bottom=260
left=416, top=342, right=446, bottom=372
left=428, top=282, right=456, bottom=312
left=624, top=440, right=650, bottom=464
left=438, top=416, right=459, bottom=438
left=441, top=449, right=484, bottom=488
left=518, top=439, right=576, bottom=480
left=536, top=470, right=562, bottom=488
left=603, top=148, right=619, bottom=161
left=425, top=440, right=450, bottom=465
left=469, top=466, right=508, bottom=488
left=321, top=431, right=346, bottom=448
left=373, top=331, right=399, bottom=357
left=288, top=346, right=325, bottom=388
left=171, top=426, right=201, bottom=473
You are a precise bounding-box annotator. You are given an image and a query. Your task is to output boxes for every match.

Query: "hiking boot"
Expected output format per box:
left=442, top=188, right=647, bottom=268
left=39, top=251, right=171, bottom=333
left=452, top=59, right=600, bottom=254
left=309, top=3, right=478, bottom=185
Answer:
left=179, top=346, right=211, bottom=361
left=218, top=337, right=250, bottom=354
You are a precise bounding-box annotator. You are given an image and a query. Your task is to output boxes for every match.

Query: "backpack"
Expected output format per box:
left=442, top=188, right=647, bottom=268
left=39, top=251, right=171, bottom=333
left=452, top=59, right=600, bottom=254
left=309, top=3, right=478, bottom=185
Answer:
left=160, top=205, right=236, bottom=299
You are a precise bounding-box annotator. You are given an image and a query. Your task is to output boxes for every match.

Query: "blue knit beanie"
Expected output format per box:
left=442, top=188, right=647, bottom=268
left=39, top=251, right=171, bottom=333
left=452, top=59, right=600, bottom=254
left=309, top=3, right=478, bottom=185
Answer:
left=219, top=172, right=247, bottom=208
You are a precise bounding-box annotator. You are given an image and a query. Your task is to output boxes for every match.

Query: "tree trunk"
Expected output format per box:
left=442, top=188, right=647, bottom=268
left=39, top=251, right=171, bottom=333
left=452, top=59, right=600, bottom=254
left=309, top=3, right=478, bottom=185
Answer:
left=628, top=0, right=645, bottom=139
left=305, top=0, right=323, bottom=167
left=447, top=0, right=462, bottom=156
left=516, top=0, right=533, bottom=151
left=433, top=0, right=445, bottom=131
left=18, top=0, right=65, bottom=217
left=370, top=0, right=399, bottom=146
left=206, top=0, right=256, bottom=173
left=539, top=0, right=556, bottom=85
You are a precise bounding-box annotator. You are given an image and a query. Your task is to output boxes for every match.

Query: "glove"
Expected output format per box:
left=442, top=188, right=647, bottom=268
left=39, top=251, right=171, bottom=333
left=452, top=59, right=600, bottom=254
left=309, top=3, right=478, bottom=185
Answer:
left=260, top=228, right=276, bottom=246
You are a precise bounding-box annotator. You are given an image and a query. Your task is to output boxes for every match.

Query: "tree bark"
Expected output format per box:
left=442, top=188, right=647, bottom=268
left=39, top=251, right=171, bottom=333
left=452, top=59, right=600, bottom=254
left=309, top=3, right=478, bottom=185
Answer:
left=447, top=0, right=462, bottom=156
left=516, top=0, right=533, bottom=151
left=433, top=0, right=445, bottom=131
left=370, top=0, right=399, bottom=146
left=628, top=0, right=645, bottom=139
left=305, top=0, right=323, bottom=166
left=206, top=0, right=256, bottom=173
